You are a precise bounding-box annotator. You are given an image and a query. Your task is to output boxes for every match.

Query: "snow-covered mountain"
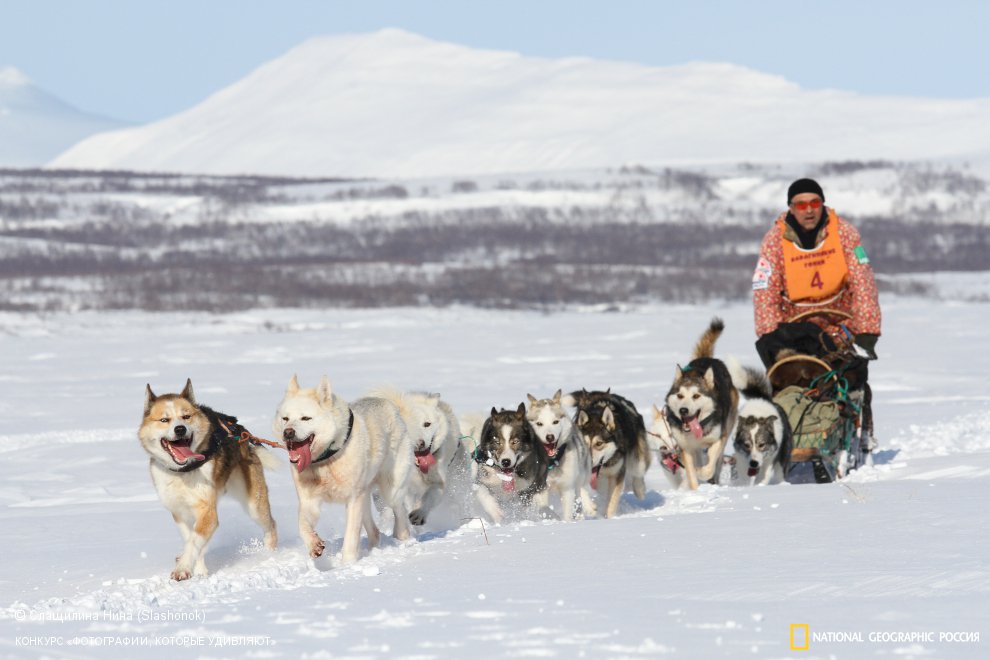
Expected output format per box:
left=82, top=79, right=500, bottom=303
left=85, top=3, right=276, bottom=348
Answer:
left=49, top=29, right=990, bottom=179
left=0, top=66, right=126, bottom=167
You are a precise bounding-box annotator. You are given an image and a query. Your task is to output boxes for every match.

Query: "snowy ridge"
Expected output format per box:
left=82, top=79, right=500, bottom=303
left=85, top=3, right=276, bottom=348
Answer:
left=0, top=66, right=126, bottom=166
left=49, top=29, right=990, bottom=178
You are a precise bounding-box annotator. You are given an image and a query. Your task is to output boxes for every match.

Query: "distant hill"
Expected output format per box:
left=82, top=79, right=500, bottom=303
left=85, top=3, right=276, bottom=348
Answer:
left=49, top=29, right=990, bottom=179
left=0, top=67, right=127, bottom=167
left=2, top=161, right=987, bottom=312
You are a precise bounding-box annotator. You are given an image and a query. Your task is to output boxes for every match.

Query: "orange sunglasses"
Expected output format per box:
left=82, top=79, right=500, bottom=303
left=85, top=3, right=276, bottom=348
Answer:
left=791, top=199, right=823, bottom=212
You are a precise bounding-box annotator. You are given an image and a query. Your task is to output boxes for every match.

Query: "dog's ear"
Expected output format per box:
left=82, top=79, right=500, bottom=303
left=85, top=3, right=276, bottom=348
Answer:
left=490, top=406, right=498, bottom=418
left=287, top=374, right=300, bottom=394
left=526, top=393, right=538, bottom=406
left=652, top=403, right=662, bottom=417
left=577, top=410, right=589, bottom=426
left=674, top=364, right=684, bottom=381
left=516, top=402, right=526, bottom=417
left=602, top=405, right=615, bottom=431
left=605, top=387, right=611, bottom=394
left=317, top=376, right=333, bottom=404
left=144, top=384, right=157, bottom=416
left=561, top=392, right=576, bottom=408
left=704, top=367, right=715, bottom=389
left=426, top=393, right=441, bottom=408
left=180, top=378, right=196, bottom=404
left=552, top=389, right=562, bottom=403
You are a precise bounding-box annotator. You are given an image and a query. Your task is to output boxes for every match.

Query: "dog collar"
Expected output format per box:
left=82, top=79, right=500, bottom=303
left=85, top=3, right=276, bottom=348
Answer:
left=310, top=409, right=355, bottom=466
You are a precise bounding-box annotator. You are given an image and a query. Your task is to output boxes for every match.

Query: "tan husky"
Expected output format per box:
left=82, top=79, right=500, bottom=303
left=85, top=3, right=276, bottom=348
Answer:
left=138, top=379, right=278, bottom=581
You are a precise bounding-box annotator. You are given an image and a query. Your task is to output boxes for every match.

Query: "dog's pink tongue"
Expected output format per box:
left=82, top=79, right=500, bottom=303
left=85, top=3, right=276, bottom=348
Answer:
left=688, top=417, right=704, bottom=439
left=173, top=445, right=205, bottom=464
left=591, top=468, right=599, bottom=490
left=415, top=452, right=437, bottom=474
left=501, top=475, right=515, bottom=492
left=289, top=444, right=312, bottom=473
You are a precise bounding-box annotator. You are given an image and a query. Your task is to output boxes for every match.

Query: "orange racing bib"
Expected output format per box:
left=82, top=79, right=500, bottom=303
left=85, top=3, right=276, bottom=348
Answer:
left=779, top=210, right=849, bottom=302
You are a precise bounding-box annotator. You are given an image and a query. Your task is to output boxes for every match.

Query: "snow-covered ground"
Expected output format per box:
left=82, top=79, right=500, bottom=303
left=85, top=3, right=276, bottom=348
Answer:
left=0, top=299, right=988, bottom=658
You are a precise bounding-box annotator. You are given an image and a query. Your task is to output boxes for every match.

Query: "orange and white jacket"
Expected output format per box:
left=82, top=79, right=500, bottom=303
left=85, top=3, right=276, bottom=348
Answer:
left=752, top=210, right=881, bottom=338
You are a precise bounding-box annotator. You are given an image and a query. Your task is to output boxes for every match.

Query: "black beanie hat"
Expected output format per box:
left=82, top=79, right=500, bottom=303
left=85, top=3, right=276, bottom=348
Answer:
left=787, top=178, right=825, bottom=205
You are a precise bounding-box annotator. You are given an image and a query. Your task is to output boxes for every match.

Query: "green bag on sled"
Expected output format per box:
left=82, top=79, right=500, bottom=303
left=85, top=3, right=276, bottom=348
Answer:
left=773, top=385, right=844, bottom=451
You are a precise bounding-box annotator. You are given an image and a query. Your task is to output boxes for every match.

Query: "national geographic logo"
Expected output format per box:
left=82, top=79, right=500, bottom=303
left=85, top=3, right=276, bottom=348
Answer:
left=789, top=624, right=980, bottom=650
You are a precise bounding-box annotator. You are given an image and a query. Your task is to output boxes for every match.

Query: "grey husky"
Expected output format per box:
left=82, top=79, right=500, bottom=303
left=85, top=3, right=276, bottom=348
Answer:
left=472, top=404, right=549, bottom=523
left=569, top=389, right=651, bottom=518
left=733, top=392, right=793, bottom=485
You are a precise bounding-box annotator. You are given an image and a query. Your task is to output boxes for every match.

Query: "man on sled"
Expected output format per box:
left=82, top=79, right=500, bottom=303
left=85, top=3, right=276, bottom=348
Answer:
left=750, top=178, right=882, bottom=480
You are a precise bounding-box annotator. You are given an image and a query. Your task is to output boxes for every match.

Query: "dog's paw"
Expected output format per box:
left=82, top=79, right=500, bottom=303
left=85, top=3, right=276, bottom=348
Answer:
left=308, top=537, right=326, bottom=558
left=409, top=508, right=426, bottom=526
left=170, top=568, right=192, bottom=581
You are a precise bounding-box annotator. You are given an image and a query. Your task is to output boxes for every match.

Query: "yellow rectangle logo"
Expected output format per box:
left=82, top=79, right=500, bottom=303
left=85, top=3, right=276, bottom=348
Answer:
left=790, top=624, right=809, bottom=650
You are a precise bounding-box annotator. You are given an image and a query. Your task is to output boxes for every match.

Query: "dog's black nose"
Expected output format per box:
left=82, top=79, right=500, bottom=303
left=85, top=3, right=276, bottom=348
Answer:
left=749, top=460, right=759, bottom=469
left=679, top=408, right=689, bottom=417
left=283, top=428, right=295, bottom=441
left=500, top=458, right=512, bottom=469
left=545, top=434, right=555, bottom=443
left=174, top=425, right=187, bottom=437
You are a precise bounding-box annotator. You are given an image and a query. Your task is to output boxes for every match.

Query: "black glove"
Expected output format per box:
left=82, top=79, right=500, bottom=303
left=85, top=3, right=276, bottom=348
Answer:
left=854, top=333, right=879, bottom=359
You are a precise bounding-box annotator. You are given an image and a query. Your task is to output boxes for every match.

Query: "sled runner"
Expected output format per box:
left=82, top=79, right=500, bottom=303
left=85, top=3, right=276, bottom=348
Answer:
left=765, top=309, right=874, bottom=484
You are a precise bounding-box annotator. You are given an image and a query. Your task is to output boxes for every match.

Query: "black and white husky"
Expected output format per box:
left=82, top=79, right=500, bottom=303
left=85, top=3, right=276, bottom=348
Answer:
left=472, top=404, right=550, bottom=523
left=664, top=318, right=766, bottom=490
left=526, top=390, right=597, bottom=520
left=732, top=382, right=793, bottom=486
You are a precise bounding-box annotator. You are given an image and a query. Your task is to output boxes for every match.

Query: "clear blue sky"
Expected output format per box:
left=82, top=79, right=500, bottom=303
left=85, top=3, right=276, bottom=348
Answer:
left=3, top=0, right=988, bottom=123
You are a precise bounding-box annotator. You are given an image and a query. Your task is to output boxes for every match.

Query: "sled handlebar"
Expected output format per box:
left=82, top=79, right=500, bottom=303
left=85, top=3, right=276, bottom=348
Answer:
left=787, top=308, right=853, bottom=324
left=766, top=354, right=836, bottom=389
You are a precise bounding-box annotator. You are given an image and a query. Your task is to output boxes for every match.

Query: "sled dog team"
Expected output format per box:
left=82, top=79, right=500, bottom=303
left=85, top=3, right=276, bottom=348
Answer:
left=139, top=318, right=792, bottom=580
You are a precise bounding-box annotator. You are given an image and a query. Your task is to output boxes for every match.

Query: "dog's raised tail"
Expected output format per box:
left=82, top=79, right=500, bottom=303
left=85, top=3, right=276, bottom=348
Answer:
left=727, top=356, right=772, bottom=400
left=692, top=317, right=725, bottom=360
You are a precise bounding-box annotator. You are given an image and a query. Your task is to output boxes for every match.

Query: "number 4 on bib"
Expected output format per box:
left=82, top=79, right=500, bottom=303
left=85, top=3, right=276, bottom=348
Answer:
left=810, top=271, right=824, bottom=290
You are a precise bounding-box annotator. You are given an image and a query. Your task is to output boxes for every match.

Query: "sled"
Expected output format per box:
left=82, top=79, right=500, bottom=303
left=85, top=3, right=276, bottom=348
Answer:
left=766, top=309, right=873, bottom=484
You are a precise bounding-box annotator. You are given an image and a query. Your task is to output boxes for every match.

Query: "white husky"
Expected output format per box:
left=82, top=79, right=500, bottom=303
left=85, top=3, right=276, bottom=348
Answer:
left=526, top=391, right=597, bottom=520
left=367, top=386, right=462, bottom=527
left=647, top=404, right=689, bottom=490
left=273, top=375, right=413, bottom=564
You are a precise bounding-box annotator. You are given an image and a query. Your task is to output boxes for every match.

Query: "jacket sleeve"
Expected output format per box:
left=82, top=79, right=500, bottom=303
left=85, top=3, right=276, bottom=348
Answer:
left=839, top=221, right=882, bottom=335
left=752, top=228, right=785, bottom=337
